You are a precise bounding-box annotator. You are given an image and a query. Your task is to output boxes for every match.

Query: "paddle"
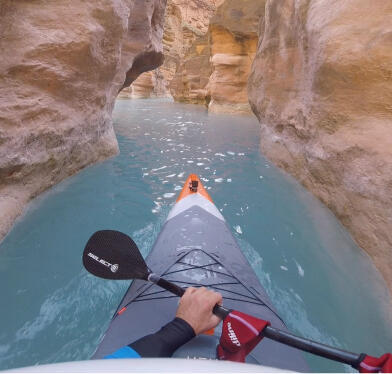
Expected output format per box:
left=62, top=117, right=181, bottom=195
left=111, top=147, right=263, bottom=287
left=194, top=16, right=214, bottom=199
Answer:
left=83, top=230, right=230, bottom=319
left=83, top=230, right=363, bottom=368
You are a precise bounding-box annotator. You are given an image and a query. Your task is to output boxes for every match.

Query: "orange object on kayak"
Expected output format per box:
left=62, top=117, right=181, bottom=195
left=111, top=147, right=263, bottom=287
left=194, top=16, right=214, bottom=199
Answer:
left=176, top=174, right=213, bottom=203
left=203, top=328, right=215, bottom=336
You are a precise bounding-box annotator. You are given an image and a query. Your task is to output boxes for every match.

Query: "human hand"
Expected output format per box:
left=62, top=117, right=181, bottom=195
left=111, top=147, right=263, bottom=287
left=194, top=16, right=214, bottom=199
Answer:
left=176, top=287, right=223, bottom=335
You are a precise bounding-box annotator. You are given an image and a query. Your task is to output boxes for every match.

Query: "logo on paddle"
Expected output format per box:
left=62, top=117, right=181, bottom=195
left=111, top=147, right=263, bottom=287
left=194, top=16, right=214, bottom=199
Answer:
left=111, top=264, right=119, bottom=273
left=88, top=252, right=119, bottom=273
left=227, top=322, right=241, bottom=347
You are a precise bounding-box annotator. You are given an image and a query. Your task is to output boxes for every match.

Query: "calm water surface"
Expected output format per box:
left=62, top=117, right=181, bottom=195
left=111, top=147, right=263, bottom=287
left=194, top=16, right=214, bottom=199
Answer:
left=0, top=99, right=391, bottom=371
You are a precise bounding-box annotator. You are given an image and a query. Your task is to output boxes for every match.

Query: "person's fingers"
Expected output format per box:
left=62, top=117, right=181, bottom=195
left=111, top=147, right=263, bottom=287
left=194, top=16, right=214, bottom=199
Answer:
left=176, top=286, right=224, bottom=334
left=210, top=315, right=221, bottom=326
left=213, top=291, right=223, bottom=305
left=186, top=287, right=197, bottom=295
left=183, top=287, right=222, bottom=313
left=205, top=290, right=222, bottom=308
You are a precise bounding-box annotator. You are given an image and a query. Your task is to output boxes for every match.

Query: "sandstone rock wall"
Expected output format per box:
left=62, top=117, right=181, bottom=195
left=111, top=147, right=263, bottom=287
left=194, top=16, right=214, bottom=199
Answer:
left=170, top=33, right=212, bottom=105
left=248, top=0, right=392, bottom=292
left=171, top=0, right=265, bottom=114
left=0, top=0, right=167, bottom=241
left=118, top=69, right=166, bottom=99
left=207, top=0, right=265, bottom=114
left=130, top=0, right=221, bottom=98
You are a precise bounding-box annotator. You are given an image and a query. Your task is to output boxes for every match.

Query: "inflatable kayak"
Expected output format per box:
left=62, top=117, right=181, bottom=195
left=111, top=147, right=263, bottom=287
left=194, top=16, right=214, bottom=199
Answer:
left=92, top=174, right=309, bottom=371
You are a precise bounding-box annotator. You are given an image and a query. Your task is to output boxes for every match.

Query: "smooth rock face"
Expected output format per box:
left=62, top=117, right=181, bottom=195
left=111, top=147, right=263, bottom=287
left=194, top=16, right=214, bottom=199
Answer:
left=0, top=0, right=167, bottom=241
left=207, top=0, right=265, bottom=114
left=131, top=0, right=221, bottom=98
left=248, top=0, right=392, bottom=292
left=171, top=0, right=265, bottom=114
left=170, top=33, right=213, bottom=105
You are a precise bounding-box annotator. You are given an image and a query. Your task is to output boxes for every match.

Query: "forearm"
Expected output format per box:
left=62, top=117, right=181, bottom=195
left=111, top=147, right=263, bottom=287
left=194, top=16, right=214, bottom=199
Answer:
left=129, top=317, right=195, bottom=357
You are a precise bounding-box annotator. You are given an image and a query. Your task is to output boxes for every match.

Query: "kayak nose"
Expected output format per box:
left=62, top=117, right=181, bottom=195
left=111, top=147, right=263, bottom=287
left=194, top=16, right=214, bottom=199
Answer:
left=176, top=174, right=213, bottom=203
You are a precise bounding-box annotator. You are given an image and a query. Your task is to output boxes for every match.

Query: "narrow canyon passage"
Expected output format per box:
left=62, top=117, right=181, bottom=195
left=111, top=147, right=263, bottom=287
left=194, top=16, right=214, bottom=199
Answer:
left=0, top=100, right=391, bottom=371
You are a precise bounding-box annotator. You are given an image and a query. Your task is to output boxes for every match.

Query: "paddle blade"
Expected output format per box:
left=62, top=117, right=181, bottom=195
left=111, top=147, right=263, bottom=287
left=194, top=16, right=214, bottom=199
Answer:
left=83, top=230, right=149, bottom=280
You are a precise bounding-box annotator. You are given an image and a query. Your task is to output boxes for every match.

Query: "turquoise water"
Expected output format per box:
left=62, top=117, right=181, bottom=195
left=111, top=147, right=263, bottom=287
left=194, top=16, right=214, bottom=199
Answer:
left=0, top=99, right=391, bottom=371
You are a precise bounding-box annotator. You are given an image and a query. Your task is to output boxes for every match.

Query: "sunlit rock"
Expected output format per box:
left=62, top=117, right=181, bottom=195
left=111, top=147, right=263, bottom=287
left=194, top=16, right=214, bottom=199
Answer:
left=131, top=0, right=222, bottom=98
left=171, top=0, right=265, bottom=114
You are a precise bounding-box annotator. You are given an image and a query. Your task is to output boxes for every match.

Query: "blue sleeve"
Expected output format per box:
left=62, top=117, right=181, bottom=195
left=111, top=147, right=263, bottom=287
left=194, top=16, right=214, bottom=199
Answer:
left=104, top=346, right=141, bottom=359
left=129, top=317, right=195, bottom=357
left=104, top=318, right=195, bottom=359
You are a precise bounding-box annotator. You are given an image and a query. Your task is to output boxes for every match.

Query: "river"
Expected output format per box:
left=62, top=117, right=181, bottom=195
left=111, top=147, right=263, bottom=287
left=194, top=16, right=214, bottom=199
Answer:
left=0, top=99, right=391, bottom=371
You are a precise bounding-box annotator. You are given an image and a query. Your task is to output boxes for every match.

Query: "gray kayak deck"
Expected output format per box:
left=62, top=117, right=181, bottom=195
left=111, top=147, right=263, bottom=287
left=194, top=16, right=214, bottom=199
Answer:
left=92, top=205, right=309, bottom=372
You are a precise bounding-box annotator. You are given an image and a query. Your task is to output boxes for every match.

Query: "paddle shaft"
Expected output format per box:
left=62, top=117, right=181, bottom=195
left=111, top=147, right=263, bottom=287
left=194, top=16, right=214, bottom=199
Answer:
left=263, top=326, right=362, bottom=367
left=149, top=273, right=363, bottom=368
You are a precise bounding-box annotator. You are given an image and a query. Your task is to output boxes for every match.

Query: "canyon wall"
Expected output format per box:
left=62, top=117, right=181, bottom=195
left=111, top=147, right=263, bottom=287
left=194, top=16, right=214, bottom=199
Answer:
left=171, top=0, right=265, bottom=114
left=118, top=69, right=166, bottom=99
left=170, top=33, right=212, bottom=105
left=207, top=0, right=264, bottom=114
left=248, top=0, right=392, bottom=292
left=0, top=0, right=167, bottom=241
left=128, top=0, right=264, bottom=115
left=130, top=0, right=222, bottom=98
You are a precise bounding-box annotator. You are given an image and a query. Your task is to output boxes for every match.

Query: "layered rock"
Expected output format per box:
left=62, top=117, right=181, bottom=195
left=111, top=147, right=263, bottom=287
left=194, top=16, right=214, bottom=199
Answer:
left=171, top=0, right=265, bottom=114
left=248, top=0, right=392, bottom=292
left=131, top=0, right=222, bottom=98
left=0, top=0, right=167, bottom=241
left=129, top=71, right=157, bottom=98
left=207, top=0, right=265, bottom=114
left=118, top=69, right=166, bottom=99
left=170, top=33, right=212, bottom=104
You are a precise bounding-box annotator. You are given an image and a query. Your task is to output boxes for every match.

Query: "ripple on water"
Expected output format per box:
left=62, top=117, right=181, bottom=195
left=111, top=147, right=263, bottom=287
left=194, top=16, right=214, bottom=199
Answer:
left=163, top=193, right=175, bottom=199
left=234, top=225, right=243, bottom=234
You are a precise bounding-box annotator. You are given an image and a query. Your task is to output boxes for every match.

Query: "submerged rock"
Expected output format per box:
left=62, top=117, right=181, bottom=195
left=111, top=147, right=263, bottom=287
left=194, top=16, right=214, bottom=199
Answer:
left=0, top=0, right=167, bottom=240
left=248, top=0, right=392, bottom=293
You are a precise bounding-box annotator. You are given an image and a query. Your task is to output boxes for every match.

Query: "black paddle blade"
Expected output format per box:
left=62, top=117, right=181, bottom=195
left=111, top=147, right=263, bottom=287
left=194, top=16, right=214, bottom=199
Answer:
left=83, top=230, right=149, bottom=280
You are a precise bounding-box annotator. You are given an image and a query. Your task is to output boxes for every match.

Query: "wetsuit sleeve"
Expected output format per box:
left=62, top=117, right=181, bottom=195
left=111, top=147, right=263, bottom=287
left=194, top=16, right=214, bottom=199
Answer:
left=129, top=317, right=196, bottom=357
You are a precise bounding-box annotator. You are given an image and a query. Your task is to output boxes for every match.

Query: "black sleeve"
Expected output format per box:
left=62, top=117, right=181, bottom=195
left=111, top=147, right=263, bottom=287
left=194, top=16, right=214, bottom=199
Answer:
left=129, top=317, right=196, bottom=357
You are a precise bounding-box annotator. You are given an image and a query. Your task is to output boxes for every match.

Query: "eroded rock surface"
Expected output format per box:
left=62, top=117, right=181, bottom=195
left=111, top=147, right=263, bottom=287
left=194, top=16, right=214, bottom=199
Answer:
left=248, top=0, right=392, bottom=292
left=0, top=0, right=167, bottom=240
left=119, top=70, right=166, bottom=99
left=171, top=0, right=265, bottom=114
left=170, top=33, right=212, bottom=105
left=131, top=0, right=221, bottom=98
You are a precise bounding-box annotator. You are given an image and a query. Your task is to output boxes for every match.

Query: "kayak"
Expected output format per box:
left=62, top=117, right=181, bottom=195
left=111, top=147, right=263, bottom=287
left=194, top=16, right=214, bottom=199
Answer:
left=92, top=174, right=309, bottom=371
